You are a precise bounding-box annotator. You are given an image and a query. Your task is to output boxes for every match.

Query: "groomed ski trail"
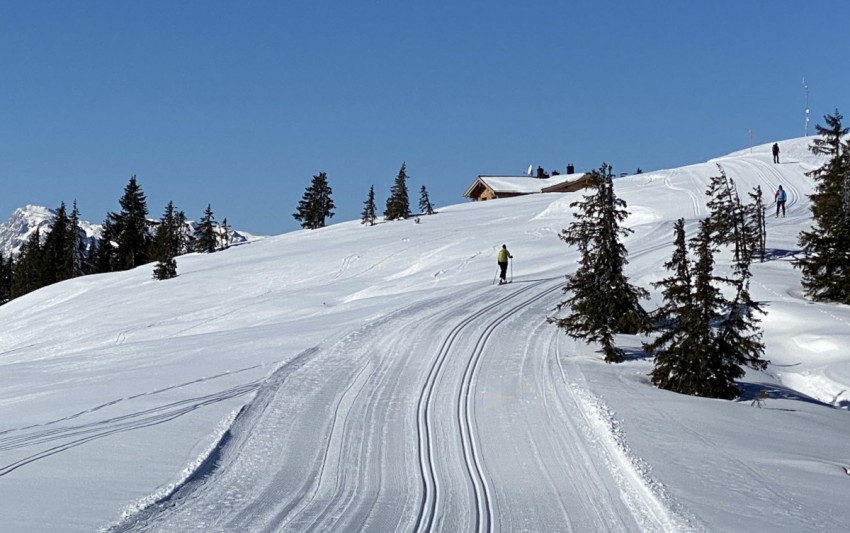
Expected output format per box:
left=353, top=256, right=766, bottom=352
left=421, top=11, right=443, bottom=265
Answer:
left=112, top=280, right=693, bottom=532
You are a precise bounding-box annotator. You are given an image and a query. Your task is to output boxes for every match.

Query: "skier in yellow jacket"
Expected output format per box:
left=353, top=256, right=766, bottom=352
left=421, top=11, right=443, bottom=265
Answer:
left=497, top=244, right=513, bottom=284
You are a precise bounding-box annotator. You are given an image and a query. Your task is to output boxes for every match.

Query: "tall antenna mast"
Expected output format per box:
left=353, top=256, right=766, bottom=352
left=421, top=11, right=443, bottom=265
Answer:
left=803, top=77, right=810, bottom=137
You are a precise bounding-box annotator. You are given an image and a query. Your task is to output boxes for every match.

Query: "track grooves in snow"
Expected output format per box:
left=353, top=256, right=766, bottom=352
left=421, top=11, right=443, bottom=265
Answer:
left=414, top=279, right=558, bottom=532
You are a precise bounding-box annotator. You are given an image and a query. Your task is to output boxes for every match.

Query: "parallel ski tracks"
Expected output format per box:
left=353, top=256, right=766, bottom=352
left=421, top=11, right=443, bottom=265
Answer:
left=413, top=278, right=561, bottom=533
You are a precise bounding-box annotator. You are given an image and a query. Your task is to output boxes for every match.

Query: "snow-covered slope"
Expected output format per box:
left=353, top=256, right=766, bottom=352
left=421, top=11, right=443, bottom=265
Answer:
left=1, top=137, right=849, bottom=532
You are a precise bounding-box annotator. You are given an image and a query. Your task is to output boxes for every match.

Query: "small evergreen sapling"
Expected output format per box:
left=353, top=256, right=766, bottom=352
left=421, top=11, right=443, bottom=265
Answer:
left=361, top=185, right=377, bottom=226
left=419, top=185, right=435, bottom=215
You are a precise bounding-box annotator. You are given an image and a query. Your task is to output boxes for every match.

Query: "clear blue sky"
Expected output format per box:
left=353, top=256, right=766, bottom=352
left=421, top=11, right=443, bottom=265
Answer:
left=2, top=1, right=848, bottom=235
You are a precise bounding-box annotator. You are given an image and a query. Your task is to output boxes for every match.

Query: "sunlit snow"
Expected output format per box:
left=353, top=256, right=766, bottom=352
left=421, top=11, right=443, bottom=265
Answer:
left=1, top=137, right=849, bottom=532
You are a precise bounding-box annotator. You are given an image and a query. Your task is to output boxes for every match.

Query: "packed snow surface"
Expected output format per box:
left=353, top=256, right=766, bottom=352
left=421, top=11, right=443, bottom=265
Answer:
left=1, top=137, right=849, bottom=532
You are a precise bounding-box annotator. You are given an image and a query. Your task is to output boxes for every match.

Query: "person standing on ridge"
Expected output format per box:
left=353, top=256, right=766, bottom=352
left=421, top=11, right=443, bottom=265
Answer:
left=775, top=185, right=787, bottom=217
left=497, top=244, right=513, bottom=284
left=772, top=143, right=780, bottom=164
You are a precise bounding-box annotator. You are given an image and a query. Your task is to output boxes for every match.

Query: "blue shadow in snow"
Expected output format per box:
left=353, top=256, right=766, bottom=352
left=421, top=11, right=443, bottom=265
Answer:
left=737, top=381, right=839, bottom=411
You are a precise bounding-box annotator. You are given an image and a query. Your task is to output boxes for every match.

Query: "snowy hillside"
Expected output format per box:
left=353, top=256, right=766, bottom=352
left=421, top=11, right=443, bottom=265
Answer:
left=2, top=137, right=850, bottom=532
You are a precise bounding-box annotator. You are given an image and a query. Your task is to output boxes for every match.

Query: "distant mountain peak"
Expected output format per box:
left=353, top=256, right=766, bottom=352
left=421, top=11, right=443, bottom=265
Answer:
left=0, top=205, right=258, bottom=258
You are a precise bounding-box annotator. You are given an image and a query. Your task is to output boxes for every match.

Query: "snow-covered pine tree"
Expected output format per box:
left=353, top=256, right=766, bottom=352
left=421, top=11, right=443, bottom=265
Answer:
left=361, top=185, right=377, bottom=226
left=419, top=185, right=434, bottom=215
left=109, top=175, right=151, bottom=270
left=194, top=204, right=218, bottom=253
left=293, top=172, right=335, bottom=230
left=384, top=163, right=411, bottom=221
left=795, top=109, right=850, bottom=303
left=548, top=163, right=648, bottom=363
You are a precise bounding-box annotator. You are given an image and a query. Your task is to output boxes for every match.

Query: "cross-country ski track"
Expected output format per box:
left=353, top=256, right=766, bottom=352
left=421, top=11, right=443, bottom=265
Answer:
left=7, top=137, right=850, bottom=532
left=111, top=278, right=694, bottom=533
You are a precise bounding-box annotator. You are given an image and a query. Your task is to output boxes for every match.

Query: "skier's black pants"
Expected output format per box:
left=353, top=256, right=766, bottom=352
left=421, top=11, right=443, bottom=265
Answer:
left=498, top=261, right=508, bottom=281
left=776, top=201, right=786, bottom=217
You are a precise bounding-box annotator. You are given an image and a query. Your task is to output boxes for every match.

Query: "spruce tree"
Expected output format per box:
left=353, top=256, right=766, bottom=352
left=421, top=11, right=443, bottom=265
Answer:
left=91, top=218, right=116, bottom=274
left=0, top=252, right=12, bottom=304
left=384, top=163, right=411, bottom=221
left=646, top=219, right=708, bottom=392
left=109, top=175, right=151, bottom=270
left=194, top=204, right=218, bottom=253
left=150, top=202, right=180, bottom=280
left=219, top=218, right=231, bottom=250
left=40, top=202, right=75, bottom=286
left=746, top=185, right=767, bottom=263
left=69, top=201, right=88, bottom=276
left=361, top=185, right=377, bottom=226
left=647, top=219, right=767, bottom=399
left=293, top=172, right=335, bottom=229
left=795, top=110, right=850, bottom=302
left=175, top=209, right=192, bottom=254
left=548, top=163, right=648, bottom=363
left=706, top=164, right=747, bottom=262
left=11, top=228, right=44, bottom=298
left=419, top=185, right=435, bottom=215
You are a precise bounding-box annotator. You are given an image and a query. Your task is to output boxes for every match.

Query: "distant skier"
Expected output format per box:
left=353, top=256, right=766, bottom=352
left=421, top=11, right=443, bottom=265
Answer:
left=772, top=143, right=780, bottom=164
left=497, top=244, right=513, bottom=284
left=775, top=185, right=787, bottom=217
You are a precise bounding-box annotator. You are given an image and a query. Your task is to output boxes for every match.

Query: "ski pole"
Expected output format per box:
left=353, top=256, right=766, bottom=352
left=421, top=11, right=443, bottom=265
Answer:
left=510, top=258, right=513, bottom=283
left=492, top=266, right=499, bottom=285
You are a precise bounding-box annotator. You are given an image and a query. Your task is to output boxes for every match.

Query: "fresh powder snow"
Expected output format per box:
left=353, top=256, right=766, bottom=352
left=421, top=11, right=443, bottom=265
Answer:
left=1, top=137, right=849, bottom=532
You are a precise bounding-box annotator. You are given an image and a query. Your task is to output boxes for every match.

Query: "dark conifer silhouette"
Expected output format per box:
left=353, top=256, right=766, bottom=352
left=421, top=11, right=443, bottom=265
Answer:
left=795, top=109, right=850, bottom=303
left=647, top=218, right=767, bottom=399
left=11, top=228, right=43, bottom=298
left=361, top=185, right=377, bottom=226
left=40, top=202, right=75, bottom=286
left=150, top=201, right=181, bottom=280
left=109, top=175, right=151, bottom=270
left=0, top=252, right=12, bottom=304
left=549, top=163, right=648, bottom=363
left=384, top=163, right=411, bottom=221
left=194, top=204, right=218, bottom=253
left=91, top=218, right=116, bottom=274
left=746, top=185, right=767, bottom=263
left=419, top=185, right=435, bottom=215
left=293, top=172, right=335, bottom=230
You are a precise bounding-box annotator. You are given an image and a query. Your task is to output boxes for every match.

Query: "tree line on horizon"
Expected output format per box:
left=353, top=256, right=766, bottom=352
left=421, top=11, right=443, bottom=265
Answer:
left=0, top=175, right=231, bottom=304
left=549, top=110, right=849, bottom=400
left=292, top=162, right=435, bottom=230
